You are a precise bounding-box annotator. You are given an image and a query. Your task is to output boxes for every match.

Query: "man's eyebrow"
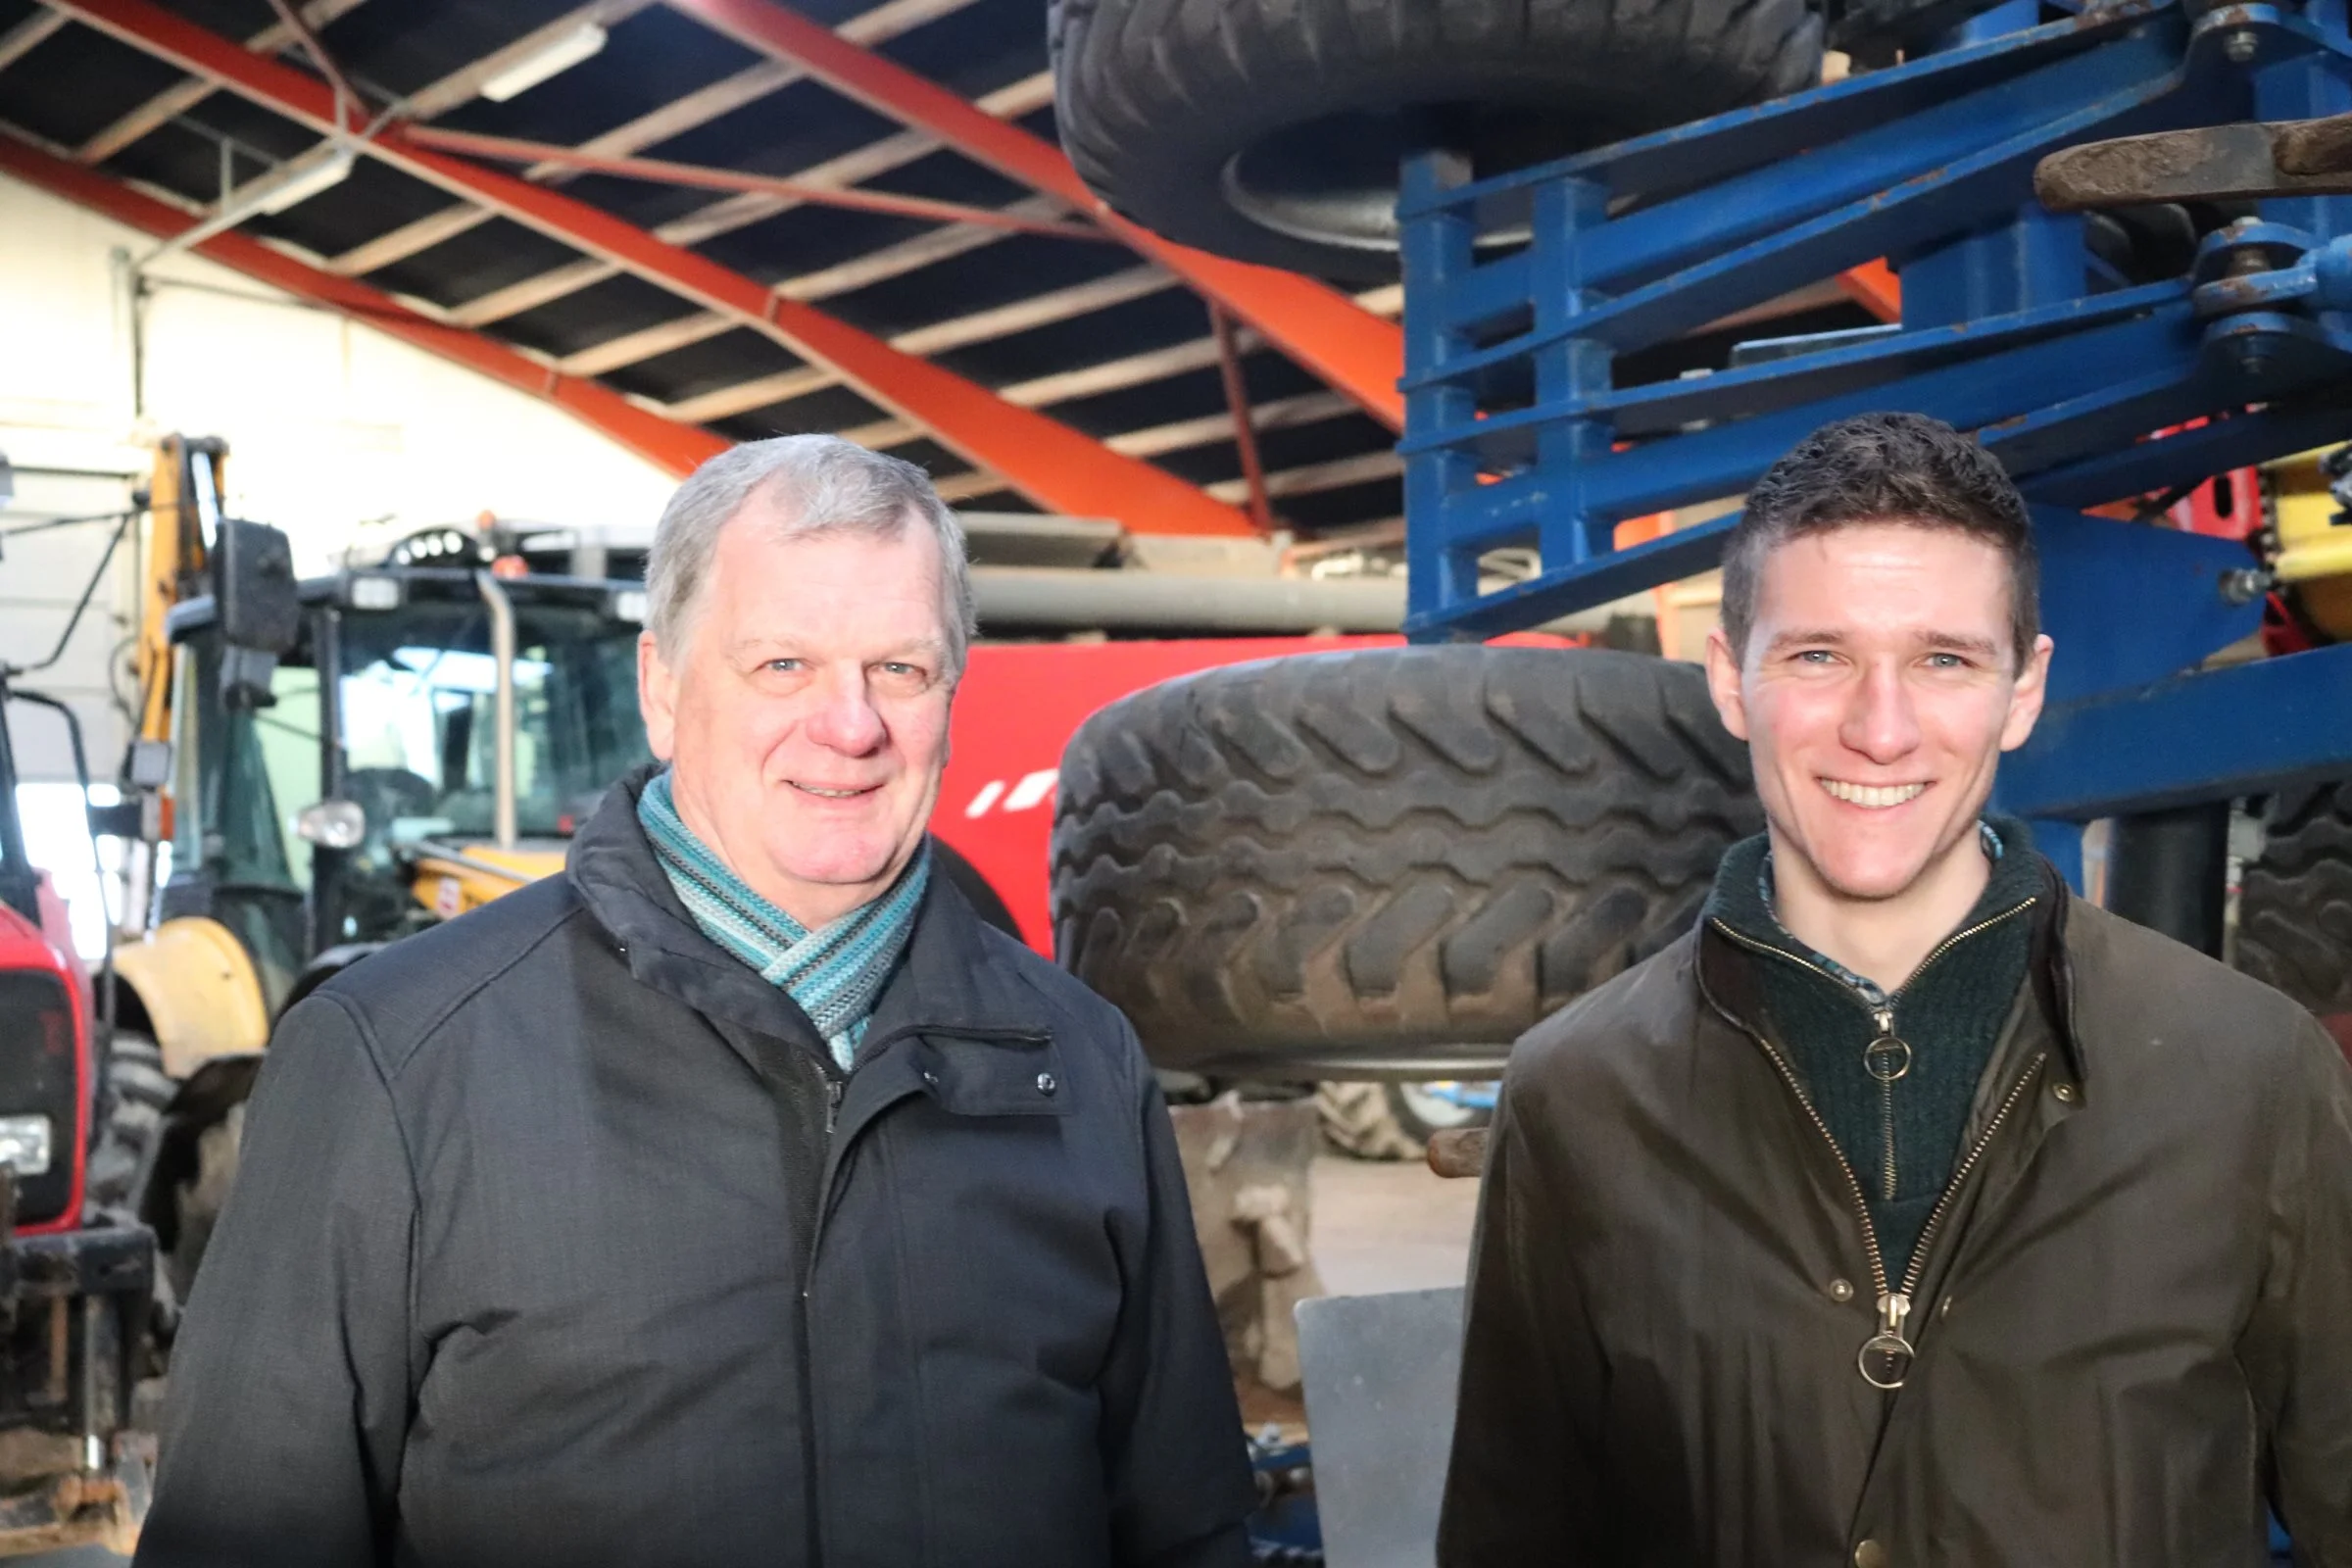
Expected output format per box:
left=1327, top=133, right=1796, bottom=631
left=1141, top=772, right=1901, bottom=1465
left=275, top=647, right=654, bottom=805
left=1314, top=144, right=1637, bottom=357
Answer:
left=1920, top=631, right=2002, bottom=658
left=727, top=635, right=949, bottom=661
left=1763, top=627, right=1848, bottom=654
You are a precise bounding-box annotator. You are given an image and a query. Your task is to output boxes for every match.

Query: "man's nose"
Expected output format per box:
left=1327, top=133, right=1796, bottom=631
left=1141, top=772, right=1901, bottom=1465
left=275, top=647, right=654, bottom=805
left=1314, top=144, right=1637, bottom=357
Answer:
left=1838, top=662, right=1920, bottom=762
left=806, top=667, right=887, bottom=754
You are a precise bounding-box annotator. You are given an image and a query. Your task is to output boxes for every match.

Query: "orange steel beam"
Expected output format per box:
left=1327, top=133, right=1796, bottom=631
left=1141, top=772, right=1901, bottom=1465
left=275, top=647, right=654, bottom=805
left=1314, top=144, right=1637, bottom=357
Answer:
left=402, top=124, right=1111, bottom=241
left=663, top=0, right=1408, bottom=432
left=48, top=0, right=1259, bottom=537
left=0, top=133, right=728, bottom=477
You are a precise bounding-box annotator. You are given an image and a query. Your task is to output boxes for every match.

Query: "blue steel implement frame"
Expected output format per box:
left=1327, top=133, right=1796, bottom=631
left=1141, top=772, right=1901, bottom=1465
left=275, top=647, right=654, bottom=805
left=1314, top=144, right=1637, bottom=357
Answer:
left=1396, top=0, right=2352, bottom=875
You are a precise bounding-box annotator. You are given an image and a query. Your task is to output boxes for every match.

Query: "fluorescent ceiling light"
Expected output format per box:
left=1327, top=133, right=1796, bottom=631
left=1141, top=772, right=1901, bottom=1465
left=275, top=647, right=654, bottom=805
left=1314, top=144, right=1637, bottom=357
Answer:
left=254, top=144, right=356, bottom=215
left=479, top=23, right=608, bottom=102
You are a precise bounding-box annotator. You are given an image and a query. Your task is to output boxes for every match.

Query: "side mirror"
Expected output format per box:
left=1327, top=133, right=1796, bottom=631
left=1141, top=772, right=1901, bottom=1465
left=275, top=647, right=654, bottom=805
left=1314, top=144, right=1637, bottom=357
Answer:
left=294, top=799, right=367, bottom=851
left=215, top=517, right=300, bottom=710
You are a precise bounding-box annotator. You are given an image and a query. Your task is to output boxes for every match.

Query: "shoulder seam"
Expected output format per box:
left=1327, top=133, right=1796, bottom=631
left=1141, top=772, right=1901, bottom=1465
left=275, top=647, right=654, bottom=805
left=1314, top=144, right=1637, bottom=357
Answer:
left=352, top=899, right=593, bottom=1080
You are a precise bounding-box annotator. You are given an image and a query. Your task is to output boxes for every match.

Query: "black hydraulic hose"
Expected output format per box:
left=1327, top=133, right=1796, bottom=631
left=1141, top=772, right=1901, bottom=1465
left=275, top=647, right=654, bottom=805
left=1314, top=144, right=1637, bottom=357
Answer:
left=7, top=511, right=140, bottom=679
left=0, top=508, right=138, bottom=540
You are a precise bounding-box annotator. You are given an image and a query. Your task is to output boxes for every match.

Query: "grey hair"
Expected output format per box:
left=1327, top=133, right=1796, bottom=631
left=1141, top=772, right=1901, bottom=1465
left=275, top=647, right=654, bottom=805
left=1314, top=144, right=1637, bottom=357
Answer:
left=645, top=434, right=977, bottom=673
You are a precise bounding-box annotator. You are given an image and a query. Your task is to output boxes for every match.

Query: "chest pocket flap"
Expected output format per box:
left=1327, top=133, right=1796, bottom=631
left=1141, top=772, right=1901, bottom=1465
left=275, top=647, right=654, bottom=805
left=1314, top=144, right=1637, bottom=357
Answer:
left=916, top=1032, right=1074, bottom=1117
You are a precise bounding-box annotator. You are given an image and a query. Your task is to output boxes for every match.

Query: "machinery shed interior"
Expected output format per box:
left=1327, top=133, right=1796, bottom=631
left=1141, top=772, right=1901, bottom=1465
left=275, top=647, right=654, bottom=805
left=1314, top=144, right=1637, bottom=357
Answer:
left=0, top=0, right=2346, bottom=1560
left=0, top=0, right=1878, bottom=544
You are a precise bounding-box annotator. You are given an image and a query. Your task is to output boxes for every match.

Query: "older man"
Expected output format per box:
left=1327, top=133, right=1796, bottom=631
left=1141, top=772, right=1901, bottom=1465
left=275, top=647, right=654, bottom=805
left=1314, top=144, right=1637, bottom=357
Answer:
left=138, top=437, right=1253, bottom=1567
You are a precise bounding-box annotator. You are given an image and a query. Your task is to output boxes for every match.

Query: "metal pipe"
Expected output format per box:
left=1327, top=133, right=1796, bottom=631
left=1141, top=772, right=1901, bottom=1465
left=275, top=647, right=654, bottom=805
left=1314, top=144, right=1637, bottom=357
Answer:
left=398, top=125, right=1111, bottom=241
left=472, top=571, right=517, bottom=851
left=1209, top=304, right=1275, bottom=533
left=79, top=1296, right=105, bottom=1474
left=972, top=567, right=1407, bottom=633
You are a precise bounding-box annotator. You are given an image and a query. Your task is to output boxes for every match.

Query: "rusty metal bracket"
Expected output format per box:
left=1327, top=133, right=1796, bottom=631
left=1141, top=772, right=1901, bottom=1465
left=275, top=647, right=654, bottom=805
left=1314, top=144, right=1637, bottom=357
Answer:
left=2037, top=112, right=2352, bottom=210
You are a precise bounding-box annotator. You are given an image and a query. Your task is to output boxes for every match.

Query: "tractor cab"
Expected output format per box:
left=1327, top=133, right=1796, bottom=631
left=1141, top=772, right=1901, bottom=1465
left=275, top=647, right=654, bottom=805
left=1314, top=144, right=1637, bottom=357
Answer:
left=157, top=562, right=651, bottom=1015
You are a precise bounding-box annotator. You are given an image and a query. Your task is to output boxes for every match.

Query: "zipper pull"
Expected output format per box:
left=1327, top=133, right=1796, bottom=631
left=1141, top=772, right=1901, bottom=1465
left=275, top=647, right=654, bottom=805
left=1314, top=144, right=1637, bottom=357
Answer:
left=1873, top=1005, right=1894, bottom=1034
left=825, top=1077, right=845, bottom=1133
left=1859, top=1292, right=1915, bottom=1391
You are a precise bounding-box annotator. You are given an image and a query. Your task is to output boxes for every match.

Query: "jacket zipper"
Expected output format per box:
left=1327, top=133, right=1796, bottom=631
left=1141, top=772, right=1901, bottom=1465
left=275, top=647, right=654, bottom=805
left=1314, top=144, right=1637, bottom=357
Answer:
left=1706, top=898, right=2039, bottom=1389
left=796, top=1021, right=1050, bottom=1562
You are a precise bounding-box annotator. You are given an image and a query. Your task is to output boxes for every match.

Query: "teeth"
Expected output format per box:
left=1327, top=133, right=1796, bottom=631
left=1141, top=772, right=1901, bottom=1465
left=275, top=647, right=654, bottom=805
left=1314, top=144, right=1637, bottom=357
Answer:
left=795, top=784, right=866, bottom=799
left=1821, top=779, right=1926, bottom=808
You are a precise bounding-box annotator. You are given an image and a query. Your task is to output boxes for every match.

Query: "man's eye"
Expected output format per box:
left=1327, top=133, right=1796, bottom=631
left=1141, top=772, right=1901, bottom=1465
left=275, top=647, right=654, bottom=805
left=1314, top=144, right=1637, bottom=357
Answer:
left=877, top=662, right=928, bottom=682
left=1795, top=650, right=1836, bottom=664
left=765, top=658, right=805, bottom=673
left=1926, top=653, right=1966, bottom=669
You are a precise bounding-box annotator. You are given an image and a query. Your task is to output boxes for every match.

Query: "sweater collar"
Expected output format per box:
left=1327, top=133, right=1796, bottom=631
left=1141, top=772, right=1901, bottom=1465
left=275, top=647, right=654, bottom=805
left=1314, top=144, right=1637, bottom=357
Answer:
left=1704, top=816, right=2042, bottom=995
left=1696, top=814, right=2085, bottom=1080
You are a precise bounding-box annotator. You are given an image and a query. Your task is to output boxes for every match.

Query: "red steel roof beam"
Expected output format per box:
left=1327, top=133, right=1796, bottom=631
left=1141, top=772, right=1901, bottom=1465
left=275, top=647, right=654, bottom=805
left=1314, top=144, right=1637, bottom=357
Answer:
left=663, top=0, right=1408, bottom=431
left=47, top=0, right=1259, bottom=537
left=0, top=130, right=729, bottom=477
left=400, top=124, right=1109, bottom=240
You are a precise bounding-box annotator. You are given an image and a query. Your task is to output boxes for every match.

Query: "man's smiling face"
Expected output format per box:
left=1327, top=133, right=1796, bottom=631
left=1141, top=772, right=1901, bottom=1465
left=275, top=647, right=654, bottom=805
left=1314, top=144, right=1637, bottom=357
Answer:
left=1705, top=521, right=2052, bottom=904
left=639, top=498, right=955, bottom=928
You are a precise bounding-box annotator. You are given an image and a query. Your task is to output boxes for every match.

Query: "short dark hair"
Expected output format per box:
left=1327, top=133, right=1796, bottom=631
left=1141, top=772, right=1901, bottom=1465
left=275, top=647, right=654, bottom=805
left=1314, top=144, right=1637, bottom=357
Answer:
left=1720, top=412, right=2039, bottom=666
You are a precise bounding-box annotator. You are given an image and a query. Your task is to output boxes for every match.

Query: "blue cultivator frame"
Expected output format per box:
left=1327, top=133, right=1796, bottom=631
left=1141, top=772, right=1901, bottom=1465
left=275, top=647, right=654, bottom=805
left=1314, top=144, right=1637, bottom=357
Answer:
left=1396, top=0, right=2352, bottom=872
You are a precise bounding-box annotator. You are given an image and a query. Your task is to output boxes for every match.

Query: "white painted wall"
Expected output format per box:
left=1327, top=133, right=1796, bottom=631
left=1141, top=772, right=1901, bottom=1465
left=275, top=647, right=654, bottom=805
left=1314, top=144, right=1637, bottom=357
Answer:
left=0, top=168, right=684, bottom=784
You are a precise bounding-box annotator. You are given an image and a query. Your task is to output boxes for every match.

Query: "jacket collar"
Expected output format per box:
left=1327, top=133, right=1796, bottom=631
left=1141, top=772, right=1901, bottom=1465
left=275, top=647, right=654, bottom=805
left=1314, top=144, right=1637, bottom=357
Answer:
left=1698, top=850, right=2087, bottom=1084
left=568, top=764, right=1042, bottom=1052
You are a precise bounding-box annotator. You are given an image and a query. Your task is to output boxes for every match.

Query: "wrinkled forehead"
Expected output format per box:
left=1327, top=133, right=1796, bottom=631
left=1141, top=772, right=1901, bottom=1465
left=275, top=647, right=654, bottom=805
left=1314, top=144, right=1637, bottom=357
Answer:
left=705, top=504, right=953, bottom=644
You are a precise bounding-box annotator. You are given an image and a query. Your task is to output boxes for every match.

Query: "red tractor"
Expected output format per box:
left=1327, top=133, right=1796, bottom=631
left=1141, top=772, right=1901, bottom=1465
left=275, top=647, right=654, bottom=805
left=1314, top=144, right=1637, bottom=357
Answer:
left=0, top=680, right=155, bottom=1554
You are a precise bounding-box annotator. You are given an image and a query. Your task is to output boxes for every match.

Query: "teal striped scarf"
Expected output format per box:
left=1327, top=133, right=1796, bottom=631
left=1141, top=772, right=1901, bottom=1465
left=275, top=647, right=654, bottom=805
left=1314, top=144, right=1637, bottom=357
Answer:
left=637, top=770, right=929, bottom=1070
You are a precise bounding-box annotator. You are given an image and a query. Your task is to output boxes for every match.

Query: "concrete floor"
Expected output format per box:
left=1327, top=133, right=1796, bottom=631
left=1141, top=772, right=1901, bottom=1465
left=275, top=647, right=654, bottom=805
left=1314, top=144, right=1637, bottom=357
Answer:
left=24, top=1151, right=1482, bottom=1564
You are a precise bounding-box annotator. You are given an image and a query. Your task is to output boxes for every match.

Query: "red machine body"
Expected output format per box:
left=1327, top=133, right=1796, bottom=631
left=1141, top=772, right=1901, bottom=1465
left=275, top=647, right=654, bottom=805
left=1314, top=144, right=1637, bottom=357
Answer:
left=0, top=874, right=91, bottom=1238
left=936, top=636, right=1395, bottom=953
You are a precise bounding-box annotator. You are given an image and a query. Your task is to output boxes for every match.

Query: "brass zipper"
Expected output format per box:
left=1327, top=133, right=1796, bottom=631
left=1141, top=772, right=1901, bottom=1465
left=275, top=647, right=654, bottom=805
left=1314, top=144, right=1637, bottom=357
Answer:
left=1707, top=899, right=2042, bottom=1391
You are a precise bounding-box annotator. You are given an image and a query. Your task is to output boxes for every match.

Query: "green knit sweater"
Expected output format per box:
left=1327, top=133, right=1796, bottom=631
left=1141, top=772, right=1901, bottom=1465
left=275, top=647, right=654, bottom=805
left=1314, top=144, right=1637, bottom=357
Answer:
left=1704, top=819, right=2042, bottom=1283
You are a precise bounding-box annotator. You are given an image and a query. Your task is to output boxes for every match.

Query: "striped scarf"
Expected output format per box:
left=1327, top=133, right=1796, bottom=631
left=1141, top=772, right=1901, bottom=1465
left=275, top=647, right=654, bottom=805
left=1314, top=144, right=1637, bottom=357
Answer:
left=637, top=769, right=929, bottom=1070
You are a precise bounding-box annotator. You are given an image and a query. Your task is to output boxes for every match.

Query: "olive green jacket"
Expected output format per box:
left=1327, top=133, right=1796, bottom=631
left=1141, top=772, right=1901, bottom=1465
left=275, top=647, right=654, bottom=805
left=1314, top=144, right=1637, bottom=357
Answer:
left=1440, top=860, right=2352, bottom=1566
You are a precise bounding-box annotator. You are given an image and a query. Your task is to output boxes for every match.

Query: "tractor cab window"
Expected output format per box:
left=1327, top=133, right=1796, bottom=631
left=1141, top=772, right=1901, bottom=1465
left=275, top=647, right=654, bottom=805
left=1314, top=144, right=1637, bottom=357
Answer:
left=335, top=599, right=648, bottom=844
left=173, top=592, right=649, bottom=977
left=174, top=631, right=322, bottom=1006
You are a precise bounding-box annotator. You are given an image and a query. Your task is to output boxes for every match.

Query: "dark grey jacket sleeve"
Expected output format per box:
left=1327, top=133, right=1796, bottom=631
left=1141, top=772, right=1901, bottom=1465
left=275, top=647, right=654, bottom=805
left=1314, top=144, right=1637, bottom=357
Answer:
left=1098, top=1034, right=1254, bottom=1568
left=135, top=995, right=416, bottom=1568
left=2247, top=1019, right=2352, bottom=1564
left=1438, top=1079, right=1608, bottom=1566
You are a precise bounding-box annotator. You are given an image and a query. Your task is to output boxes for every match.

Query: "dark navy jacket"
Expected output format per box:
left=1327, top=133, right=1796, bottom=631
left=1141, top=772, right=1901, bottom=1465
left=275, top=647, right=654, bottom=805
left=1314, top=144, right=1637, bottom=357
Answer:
left=138, top=774, right=1253, bottom=1568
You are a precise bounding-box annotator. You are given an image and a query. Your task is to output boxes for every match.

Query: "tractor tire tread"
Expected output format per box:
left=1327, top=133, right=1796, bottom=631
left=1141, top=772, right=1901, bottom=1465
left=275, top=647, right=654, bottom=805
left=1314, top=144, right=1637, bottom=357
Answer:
left=1051, top=647, right=1759, bottom=1067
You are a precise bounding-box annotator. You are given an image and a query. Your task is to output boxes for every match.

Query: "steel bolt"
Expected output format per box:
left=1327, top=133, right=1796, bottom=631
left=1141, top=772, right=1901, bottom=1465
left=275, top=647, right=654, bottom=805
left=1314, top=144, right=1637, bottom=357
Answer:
left=2225, top=26, right=2259, bottom=63
left=1036, top=1071, right=1057, bottom=1096
left=1829, top=1278, right=1856, bottom=1303
left=2221, top=565, right=2275, bottom=606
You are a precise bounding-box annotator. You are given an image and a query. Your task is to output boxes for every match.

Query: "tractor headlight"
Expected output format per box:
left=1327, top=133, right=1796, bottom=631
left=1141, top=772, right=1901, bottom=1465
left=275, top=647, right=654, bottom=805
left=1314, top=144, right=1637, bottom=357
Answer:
left=0, top=1115, right=53, bottom=1178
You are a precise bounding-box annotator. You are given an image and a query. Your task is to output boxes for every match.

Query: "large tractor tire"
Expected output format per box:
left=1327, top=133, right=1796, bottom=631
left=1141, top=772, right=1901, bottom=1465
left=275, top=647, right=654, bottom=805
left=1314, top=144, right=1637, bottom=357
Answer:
left=84, top=1031, right=173, bottom=1214
left=1050, top=0, right=1823, bottom=280
left=1052, top=646, right=1760, bottom=1079
left=2236, top=780, right=2352, bottom=1015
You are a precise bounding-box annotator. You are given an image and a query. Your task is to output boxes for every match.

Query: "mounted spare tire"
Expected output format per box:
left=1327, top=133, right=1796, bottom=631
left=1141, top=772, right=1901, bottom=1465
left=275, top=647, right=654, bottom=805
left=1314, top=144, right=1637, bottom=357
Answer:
left=1050, top=0, right=1824, bottom=281
left=2234, top=778, right=2352, bottom=1016
left=1052, top=646, right=1760, bottom=1078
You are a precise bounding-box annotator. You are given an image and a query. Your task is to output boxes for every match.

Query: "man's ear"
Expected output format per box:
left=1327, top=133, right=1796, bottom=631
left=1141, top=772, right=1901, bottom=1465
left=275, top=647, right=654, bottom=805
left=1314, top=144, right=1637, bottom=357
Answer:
left=1703, top=624, right=1750, bottom=742
left=638, top=629, right=678, bottom=761
left=1999, top=632, right=2056, bottom=752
